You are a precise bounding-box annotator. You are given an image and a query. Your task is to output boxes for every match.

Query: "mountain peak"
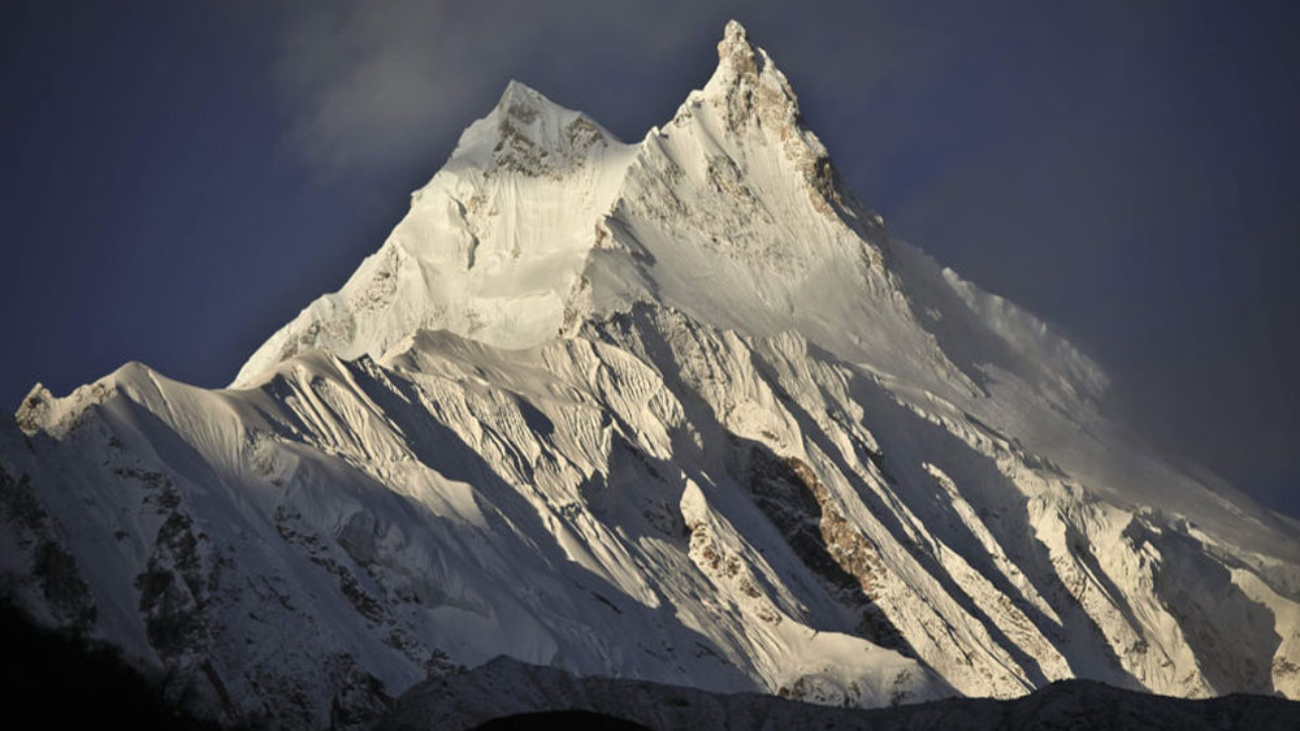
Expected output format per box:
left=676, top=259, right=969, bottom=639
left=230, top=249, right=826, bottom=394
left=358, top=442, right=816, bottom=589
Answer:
left=490, top=79, right=569, bottom=137
left=495, top=79, right=550, bottom=116
left=697, top=20, right=802, bottom=137
left=677, top=22, right=869, bottom=226
left=717, top=20, right=761, bottom=78
left=459, top=79, right=623, bottom=179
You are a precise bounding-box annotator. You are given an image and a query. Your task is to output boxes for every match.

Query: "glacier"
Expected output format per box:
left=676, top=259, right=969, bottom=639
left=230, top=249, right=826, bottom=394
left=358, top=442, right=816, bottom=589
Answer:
left=3, top=20, right=1299, bottom=729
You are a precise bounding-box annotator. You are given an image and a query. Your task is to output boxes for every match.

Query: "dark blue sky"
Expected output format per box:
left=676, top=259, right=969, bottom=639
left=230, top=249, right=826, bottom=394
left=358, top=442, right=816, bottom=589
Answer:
left=2, top=1, right=1297, bottom=515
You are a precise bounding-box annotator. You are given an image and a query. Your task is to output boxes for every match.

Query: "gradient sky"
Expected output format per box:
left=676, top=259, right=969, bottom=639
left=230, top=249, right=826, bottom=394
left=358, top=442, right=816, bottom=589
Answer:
left=2, top=1, right=1297, bottom=514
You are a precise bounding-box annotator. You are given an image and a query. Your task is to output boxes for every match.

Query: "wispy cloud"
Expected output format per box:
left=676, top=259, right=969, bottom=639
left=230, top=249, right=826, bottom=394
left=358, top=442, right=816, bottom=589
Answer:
left=275, top=1, right=516, bottom=176
left=272, top=0, right=732, bottom=178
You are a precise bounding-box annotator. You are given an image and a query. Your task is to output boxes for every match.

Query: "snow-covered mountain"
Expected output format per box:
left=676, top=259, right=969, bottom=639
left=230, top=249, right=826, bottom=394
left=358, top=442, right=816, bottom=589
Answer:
left=4, top=20, right=1299, bottom=729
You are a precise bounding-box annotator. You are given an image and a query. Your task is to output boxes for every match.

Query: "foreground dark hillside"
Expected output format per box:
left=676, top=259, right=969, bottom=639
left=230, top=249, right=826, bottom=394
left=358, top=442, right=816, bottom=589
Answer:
left=3, top=598, right=1295, bottom=731
left=387, top=656, right=1300, bottom=731
left=0, top=601, right=228, bottom=730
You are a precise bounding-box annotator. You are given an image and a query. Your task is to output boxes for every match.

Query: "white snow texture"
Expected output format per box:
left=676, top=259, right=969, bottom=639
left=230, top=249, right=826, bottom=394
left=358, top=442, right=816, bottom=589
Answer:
left=4, top=21, right=1299, bottom=730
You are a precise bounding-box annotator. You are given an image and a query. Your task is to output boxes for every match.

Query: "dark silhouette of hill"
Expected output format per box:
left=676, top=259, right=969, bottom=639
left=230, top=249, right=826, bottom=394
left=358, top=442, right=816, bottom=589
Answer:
left=385, top=656, right=1300, bottom=731
left=0, top=600, right=230, bottom=731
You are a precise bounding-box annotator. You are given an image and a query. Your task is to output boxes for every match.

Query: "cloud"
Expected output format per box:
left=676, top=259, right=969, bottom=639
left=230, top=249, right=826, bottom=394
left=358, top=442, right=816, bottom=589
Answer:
left=272, top=0, right=733, bottom=178
left=274, top=1, right=515, bottom=176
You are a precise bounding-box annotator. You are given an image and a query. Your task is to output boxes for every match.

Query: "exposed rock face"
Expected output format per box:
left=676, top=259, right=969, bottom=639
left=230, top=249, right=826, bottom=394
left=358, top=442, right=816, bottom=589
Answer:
left=4, top=20, right=1300, bottom=731
left=492, top=81, right=610, bottom=179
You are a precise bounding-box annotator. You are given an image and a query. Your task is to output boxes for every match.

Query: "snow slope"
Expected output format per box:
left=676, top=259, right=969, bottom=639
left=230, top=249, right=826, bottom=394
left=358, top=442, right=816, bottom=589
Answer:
left=4, top=20, right=1299, bottom=730
left=233, top=80, right=638, bottom=386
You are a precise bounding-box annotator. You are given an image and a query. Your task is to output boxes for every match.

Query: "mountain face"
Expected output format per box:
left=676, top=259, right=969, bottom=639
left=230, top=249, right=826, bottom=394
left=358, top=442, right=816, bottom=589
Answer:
left=4, top=20, right=1299, bottom=729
